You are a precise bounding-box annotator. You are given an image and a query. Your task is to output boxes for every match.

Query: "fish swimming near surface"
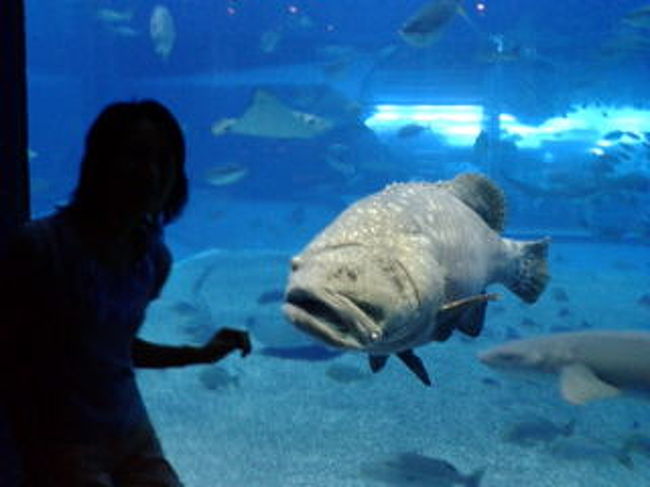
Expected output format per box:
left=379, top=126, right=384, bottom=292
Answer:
left=211, top=89, right=333, bottom=139
left=150, top=4, right=176, bottom=59
left=478, top=331, right=650, bottom=404
left=203, top=163, right=249, bottom=187
left=96, top=8, right=134, bottom=24
left=399, top=0, right=466, bottom=47
left=283, top=173, right=550, bottom=385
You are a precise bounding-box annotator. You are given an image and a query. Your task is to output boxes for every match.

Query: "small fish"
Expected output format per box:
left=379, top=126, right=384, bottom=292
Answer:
left=150, top=4, right=176, bottom=59
left=503, top=417, right=575, bottom=446
left=361, top=452, right=485, bottom=487
left=479, top=331, right=650, bottom=404
left=399, top=0, right=465, bottom=47
left=603, top=130, right=625, bottom=141
left=96, top=8, right=133, bottom=24
left=284, top=173, right=549, bottom=385
left=396, top=123, right=429, bottom=138
left=204, top=163, right=249, bottom=187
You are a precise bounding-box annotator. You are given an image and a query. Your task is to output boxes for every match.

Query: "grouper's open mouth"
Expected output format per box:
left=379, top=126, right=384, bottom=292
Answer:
left=283, top=288, right=378, bottom=350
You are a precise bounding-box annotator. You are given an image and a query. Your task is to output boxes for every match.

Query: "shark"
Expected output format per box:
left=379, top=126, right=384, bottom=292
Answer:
left=478, top=330, right=650, bottom=404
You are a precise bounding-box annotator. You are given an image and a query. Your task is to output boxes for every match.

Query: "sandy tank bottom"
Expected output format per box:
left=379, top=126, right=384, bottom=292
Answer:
left=138, top=240, right=650, bottom=486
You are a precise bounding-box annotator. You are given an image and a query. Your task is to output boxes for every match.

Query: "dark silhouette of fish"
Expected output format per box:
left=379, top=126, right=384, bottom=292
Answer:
left=361, top=452, right=485, bottom=486
left=396, top=123, right=429, bottom=138
left=503, top=417, right=575, bottom=446
left=399, top=0, right=465, bottom=47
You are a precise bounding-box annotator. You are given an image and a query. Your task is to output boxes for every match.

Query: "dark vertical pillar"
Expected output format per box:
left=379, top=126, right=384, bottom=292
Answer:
left=1, top=1, right=27, bottom=481
left=0, top=0, right=30, bottom=255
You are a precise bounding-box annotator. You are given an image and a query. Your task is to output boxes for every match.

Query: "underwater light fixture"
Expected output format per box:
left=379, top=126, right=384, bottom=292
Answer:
left=365, top=104, right=484, bottom=146
left=365, top=103, right=650, bottom=150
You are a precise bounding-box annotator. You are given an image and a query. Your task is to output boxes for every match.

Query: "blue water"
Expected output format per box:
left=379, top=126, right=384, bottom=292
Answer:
left=19, top=0, right=650, bottom=485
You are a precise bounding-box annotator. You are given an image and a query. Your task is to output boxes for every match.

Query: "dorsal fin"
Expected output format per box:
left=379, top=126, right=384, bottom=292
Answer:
left=444, top=173, right=506, bottom=232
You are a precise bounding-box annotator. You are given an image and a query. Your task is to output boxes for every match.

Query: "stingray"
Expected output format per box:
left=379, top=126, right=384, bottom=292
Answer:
left=211, top=89, right=333, bottom=139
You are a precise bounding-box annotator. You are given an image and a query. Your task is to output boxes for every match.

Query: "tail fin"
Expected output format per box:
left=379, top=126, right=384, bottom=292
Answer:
left=503, top=237, right=550, bottom=303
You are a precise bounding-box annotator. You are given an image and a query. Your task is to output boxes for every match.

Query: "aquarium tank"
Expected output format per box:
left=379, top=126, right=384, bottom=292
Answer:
left=2, top=0, right=650, bottom=485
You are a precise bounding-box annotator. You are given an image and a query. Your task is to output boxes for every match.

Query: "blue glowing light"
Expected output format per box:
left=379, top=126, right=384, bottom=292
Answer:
left=364, top=104, right=650, bottom=150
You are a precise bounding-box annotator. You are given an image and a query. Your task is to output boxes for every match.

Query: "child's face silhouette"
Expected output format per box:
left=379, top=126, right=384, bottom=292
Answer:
left=117, top=119, right=178, bottom=217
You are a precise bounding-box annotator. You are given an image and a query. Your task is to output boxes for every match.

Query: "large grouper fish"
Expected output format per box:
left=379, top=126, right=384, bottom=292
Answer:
left=283, top=173, right=550, bottom=385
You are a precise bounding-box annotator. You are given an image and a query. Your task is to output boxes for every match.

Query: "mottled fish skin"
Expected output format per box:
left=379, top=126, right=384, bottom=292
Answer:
left=283, top=174, right=549, bottom=373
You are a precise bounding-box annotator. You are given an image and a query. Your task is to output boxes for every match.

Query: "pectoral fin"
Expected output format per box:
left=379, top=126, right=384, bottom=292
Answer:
left=368, top=350, right=432, bottom=386
left=435, top=293, right=500, bottom=338
left=560, top=363, right=621, bottom=404
left=368, top=354, right=389, bottom=373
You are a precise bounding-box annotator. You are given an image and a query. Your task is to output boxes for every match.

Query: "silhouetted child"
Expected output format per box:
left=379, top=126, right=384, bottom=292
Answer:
left=0, top=100, right=251, bottom=486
